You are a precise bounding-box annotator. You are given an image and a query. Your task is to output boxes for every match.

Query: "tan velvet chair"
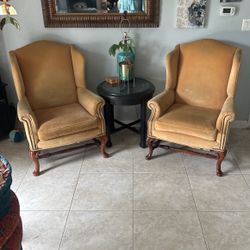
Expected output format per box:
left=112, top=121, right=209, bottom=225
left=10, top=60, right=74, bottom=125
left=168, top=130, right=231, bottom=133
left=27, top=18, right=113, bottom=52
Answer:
left=146, top=39, right=241, bottom=176
left=9, top=40, right=108, bottom=176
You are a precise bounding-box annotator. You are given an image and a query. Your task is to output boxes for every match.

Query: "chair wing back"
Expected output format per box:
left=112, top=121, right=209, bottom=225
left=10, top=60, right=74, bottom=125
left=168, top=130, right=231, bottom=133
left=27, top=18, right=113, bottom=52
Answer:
left=175, top=39, right=239, bottom=110
left=10, top=41, right=78, bottom=110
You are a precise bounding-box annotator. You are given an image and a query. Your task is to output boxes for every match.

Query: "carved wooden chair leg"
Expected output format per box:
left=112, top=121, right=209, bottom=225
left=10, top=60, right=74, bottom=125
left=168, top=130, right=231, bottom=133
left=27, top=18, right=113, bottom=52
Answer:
left=98, top=135, right=109, bottom=158
left=29, top=150, right=40, bottom=176
left=146, top=137, right=157, bottom=160
left=154, top=140, right=161, bottom=148
left=216, top=150, right=227, bottom=177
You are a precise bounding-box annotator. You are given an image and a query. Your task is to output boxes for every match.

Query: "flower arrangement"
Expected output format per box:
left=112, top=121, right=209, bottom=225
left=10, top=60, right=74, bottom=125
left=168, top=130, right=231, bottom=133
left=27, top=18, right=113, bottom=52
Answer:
left=109, top=31, right=136, bottom=81
left=109, top=32, right=135, bottom=64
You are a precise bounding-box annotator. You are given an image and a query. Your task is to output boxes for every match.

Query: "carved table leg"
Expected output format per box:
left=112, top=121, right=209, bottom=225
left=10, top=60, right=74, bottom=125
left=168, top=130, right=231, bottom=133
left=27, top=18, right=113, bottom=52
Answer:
left=99, top=135, right=109, bottom=158
left=29, top=150, right=40, bottom=176
left=103, top=100, right=113, bottom=147
left=146, top=137, right=157, bottom=160
left=140, top=101, right=147, bottom=148
left=216, top=150, right=227, bottom=177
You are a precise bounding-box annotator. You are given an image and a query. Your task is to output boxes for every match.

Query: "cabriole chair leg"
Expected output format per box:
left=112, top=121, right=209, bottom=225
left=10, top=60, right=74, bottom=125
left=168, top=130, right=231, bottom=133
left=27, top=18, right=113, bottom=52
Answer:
left=146, top=137, right=156, bottom=160
left=99, top=135, right=109, bottom=158
left=29, top=150, right=40, bottom=176
left=216, top=150, right=227, bottom=177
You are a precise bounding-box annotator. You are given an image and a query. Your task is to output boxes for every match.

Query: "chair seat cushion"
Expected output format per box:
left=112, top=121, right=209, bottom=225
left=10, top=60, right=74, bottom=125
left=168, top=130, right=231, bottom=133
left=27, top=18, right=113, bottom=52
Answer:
left=35, top=103, right=98, bottom=141
left=155, top=104, right=220, bottom=141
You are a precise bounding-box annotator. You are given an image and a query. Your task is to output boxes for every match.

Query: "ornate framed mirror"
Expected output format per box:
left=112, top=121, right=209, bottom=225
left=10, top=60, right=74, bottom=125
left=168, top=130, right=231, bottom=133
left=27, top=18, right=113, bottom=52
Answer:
left=41, top=0, right=160, bottom=27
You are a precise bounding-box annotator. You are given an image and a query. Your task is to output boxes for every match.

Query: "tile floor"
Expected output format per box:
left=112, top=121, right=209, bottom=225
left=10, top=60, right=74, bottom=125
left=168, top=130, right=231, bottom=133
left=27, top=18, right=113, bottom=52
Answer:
left=1, top=128, right=250, bottom=250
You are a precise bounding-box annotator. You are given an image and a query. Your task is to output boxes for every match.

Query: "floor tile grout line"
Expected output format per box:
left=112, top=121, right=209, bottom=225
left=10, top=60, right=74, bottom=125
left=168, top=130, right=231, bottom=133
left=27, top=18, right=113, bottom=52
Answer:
left=185, top=182, right=209, bottom=250
left=181, top=154, right=210, bottom=250
left=229, top=148, right=248, bottom=174
left=79, top=171, right=134, bottom=174
left=58, top=152, right=85, bottom=250
left=14, top=160, right=34, bottom=193
left=19, top=209, right=250, bottom=212
left=242, top=175, right=250, bottom=189
left=58, top=211, right=70, bottom=250
left=228, top=148, right=250, bottom=188
left=134, top=209, right=250, bottom=212
left=228, top=148, right=243, bottom=174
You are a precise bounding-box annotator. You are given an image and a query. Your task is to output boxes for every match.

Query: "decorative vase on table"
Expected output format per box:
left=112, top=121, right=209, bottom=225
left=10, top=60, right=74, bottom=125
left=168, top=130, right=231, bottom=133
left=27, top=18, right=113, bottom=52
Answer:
left=117, top=50, right=135, bottom=82
left=109, top=31, right=136, bottom=83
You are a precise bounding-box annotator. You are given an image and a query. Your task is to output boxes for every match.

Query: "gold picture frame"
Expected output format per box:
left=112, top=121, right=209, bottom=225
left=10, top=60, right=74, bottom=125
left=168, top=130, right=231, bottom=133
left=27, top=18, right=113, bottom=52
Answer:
left=40, top=0, right=160, bottom=28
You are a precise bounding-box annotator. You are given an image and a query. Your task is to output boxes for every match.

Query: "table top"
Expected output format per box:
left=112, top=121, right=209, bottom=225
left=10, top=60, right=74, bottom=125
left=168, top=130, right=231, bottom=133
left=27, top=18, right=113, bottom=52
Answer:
left=97, top=78, right=155, bottom=105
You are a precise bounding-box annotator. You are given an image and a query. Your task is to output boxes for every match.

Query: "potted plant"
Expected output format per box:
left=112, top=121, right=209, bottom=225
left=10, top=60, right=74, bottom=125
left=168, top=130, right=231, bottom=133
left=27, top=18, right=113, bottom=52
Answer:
left=109, top=32, right=135, bottom=82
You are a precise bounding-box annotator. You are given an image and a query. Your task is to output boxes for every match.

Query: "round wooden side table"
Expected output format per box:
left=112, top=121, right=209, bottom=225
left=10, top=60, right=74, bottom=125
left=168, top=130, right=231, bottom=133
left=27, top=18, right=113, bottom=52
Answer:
left=97, top=77, right=155, bottom=148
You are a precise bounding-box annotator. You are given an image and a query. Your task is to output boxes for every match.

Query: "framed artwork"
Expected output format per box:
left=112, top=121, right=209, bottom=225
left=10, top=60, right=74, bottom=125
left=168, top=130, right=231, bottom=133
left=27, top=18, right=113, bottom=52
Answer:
left=176, top=0, right=207, bottom=29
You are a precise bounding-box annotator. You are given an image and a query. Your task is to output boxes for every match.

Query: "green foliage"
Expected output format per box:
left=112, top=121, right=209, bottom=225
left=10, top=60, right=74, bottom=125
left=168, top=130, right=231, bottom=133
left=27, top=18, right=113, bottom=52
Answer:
left=109, top=38, right=135, bottom=57
left=0, top=16, right=20, bottom=30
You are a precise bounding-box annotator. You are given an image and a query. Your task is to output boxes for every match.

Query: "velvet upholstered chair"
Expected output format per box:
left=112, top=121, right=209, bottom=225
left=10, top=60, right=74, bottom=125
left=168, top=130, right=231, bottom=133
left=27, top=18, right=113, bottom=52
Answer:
left=146, top=39, right=241, bottom=176
left=9, top=40, right=108, bottom=176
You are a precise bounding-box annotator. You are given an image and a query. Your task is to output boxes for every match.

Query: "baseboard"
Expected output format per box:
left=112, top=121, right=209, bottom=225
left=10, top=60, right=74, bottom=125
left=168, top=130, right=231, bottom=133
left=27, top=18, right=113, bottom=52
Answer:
left=231, top=115, right=250, bottom=128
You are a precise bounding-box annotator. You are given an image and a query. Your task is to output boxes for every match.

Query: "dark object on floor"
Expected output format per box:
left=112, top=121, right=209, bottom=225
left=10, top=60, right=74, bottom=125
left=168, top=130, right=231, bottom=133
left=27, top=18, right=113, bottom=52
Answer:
left=9, top=130, right=24, bottom=143
left=0, top=78, right=8, bottom=104
left=0, top=79, right=16, bottom=139
left=0, top=102, right=16, bottom=139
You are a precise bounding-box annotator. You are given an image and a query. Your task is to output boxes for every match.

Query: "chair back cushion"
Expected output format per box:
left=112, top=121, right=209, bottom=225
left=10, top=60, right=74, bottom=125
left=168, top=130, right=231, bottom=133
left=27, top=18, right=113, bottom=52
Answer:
left=176, top=39, right=237, bottom=109
left=13, top=41, right=77, bottom=110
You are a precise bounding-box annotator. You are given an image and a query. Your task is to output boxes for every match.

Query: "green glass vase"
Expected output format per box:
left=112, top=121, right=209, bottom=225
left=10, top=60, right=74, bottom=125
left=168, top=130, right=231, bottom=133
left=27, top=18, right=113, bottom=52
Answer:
left=117, top=51, right=135, bottom=82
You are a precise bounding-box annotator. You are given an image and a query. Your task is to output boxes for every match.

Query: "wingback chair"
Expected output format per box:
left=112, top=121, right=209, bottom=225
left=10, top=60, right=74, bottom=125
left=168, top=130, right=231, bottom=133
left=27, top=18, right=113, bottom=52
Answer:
left=146, top=39, right=241, bottom=176
left=9, top=40, right=108, bottom=176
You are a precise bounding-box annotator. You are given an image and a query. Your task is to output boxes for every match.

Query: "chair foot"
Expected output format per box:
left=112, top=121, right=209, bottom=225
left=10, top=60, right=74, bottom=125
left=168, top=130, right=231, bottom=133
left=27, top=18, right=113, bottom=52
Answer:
left=146, top=137, right=157, bottom=160
left=29, top=150, right=40, bottom=176
left=216, top=150, right=227, bottom=177
left=98, top=135, right=109, bottom=158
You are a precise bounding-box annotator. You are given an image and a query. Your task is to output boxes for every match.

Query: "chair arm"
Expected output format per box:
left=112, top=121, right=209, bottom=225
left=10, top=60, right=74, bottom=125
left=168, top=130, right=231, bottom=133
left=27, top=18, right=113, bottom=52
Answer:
left=148, top=90, right=175, bottom=120
left=18, top=98, right=38, bottom=130
left=18, top=98, right=39, bottom=150
left=216, top=97, right=235, bottom=131
left=77, top=88, right=105, bottom=117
